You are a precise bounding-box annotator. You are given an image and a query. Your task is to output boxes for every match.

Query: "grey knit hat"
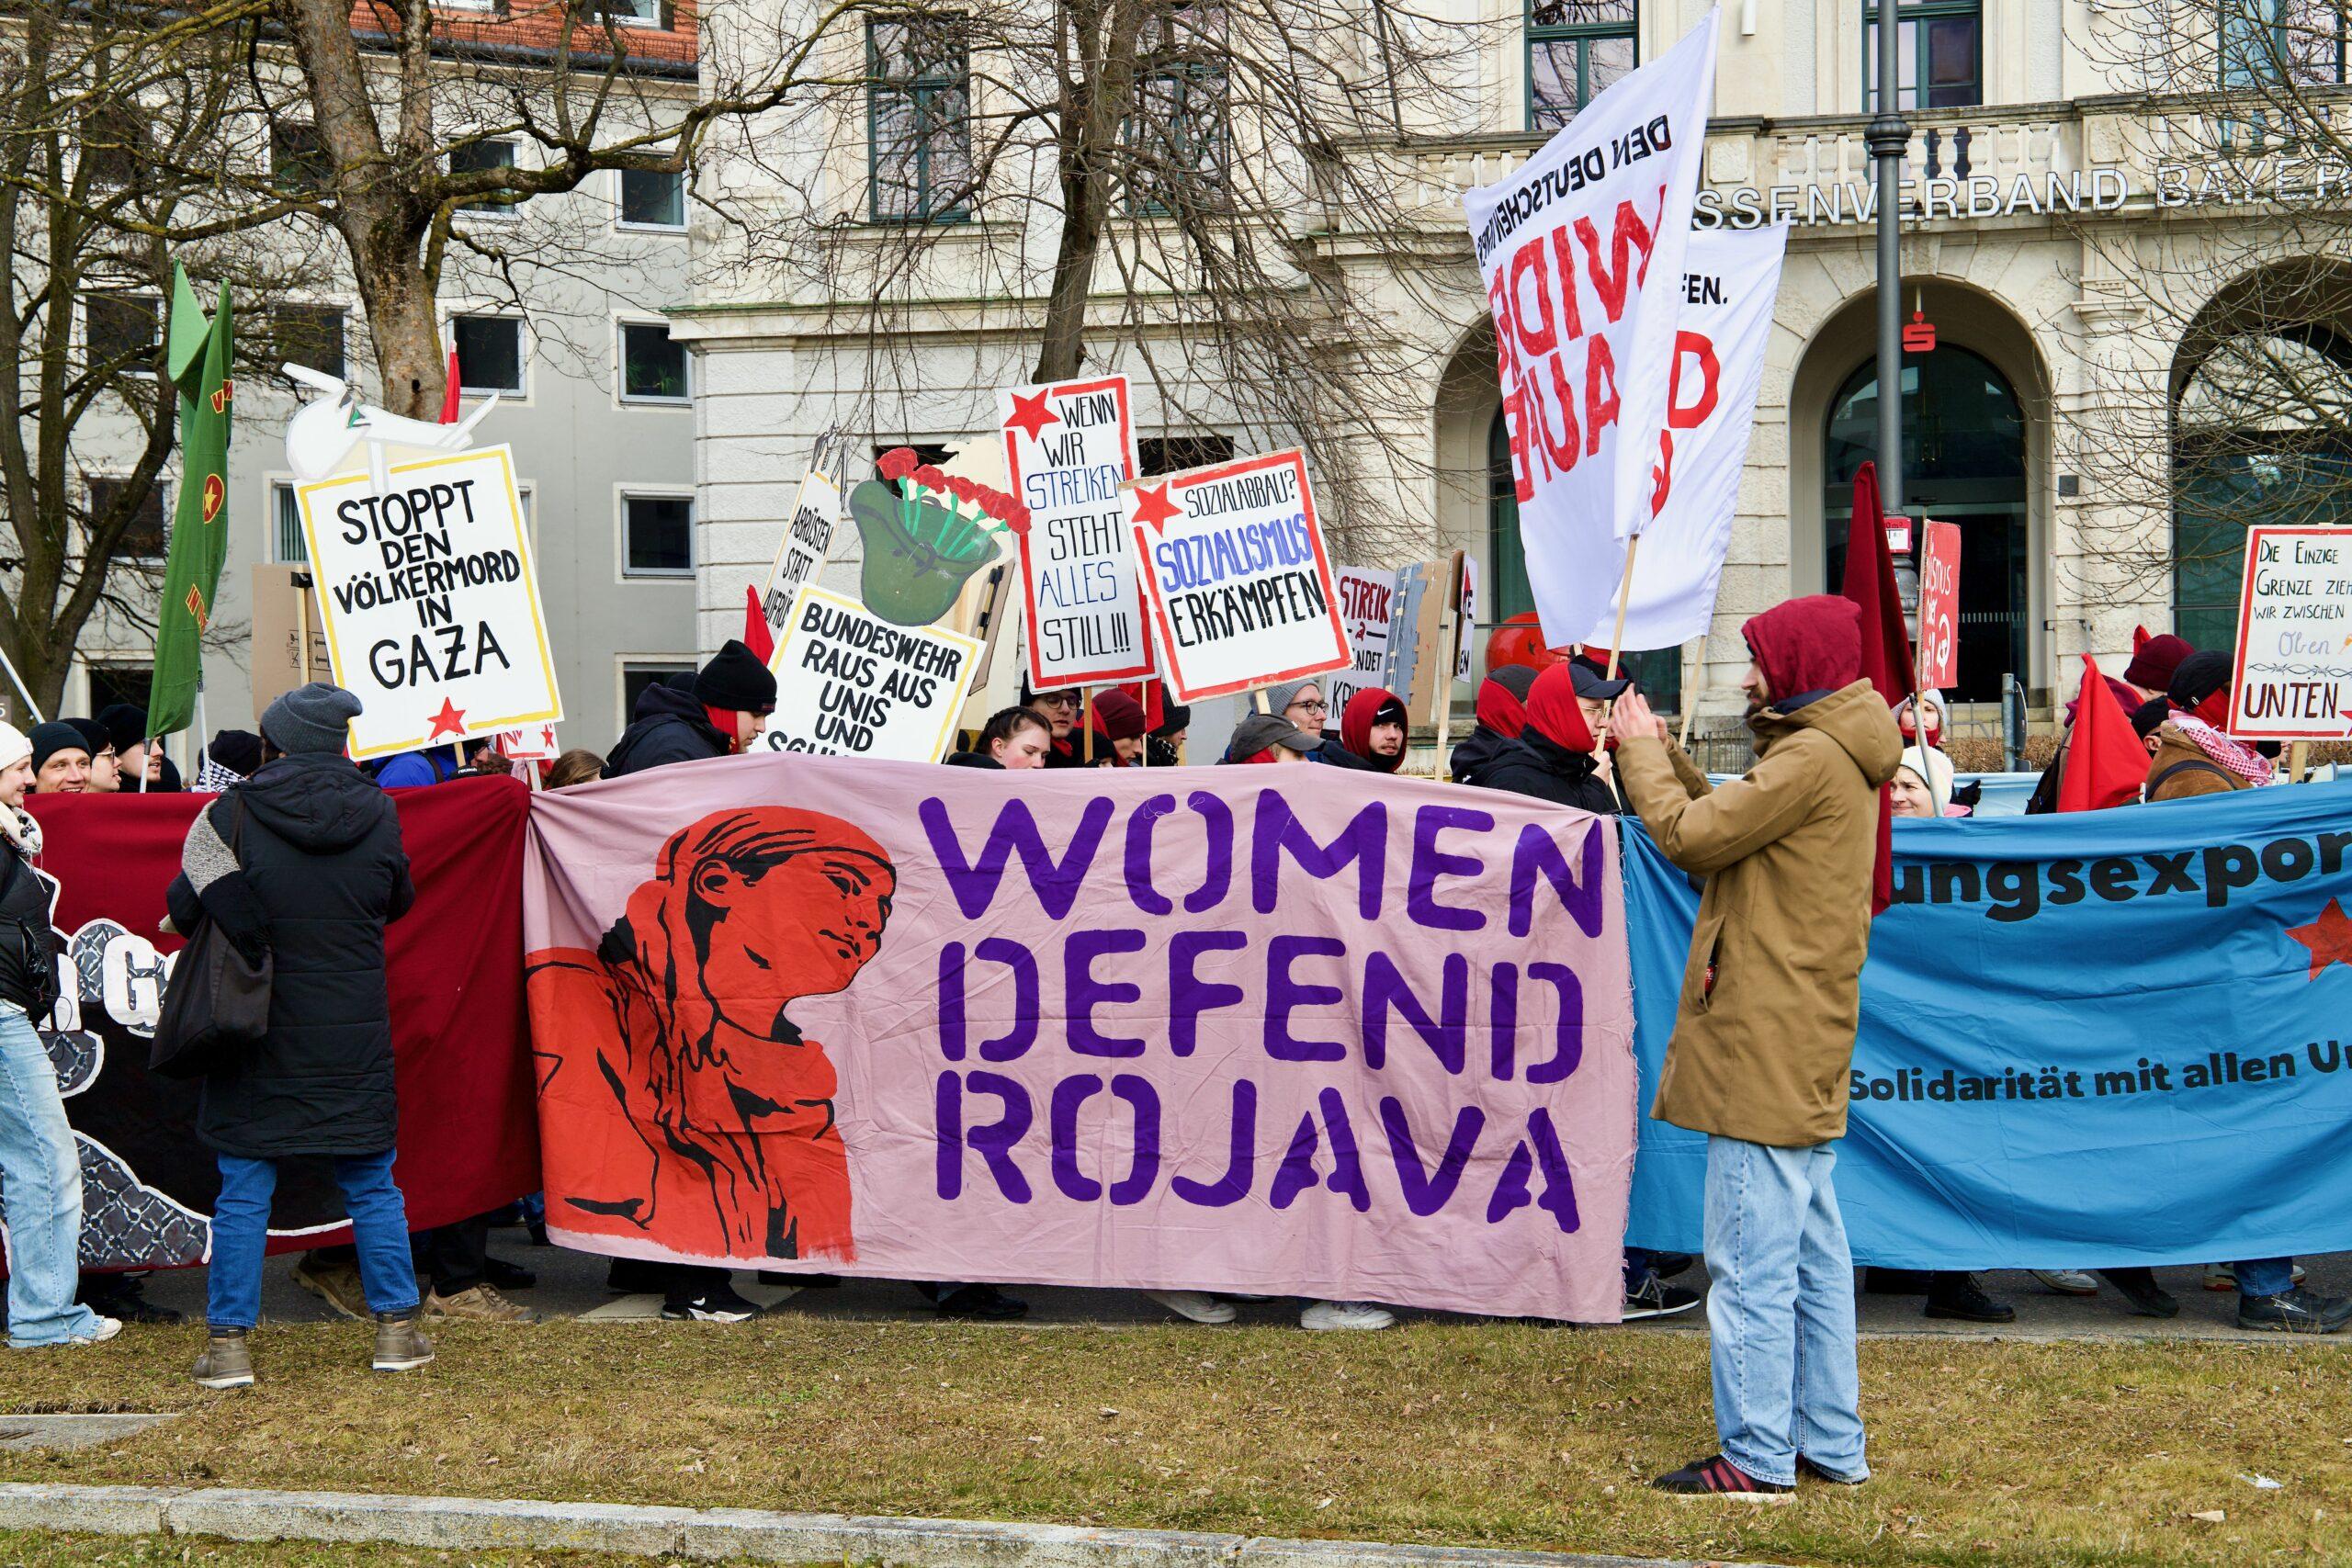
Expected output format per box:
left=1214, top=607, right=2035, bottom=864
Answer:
left=260, top=682, right=363, bottom=755
left=1261, top=677, right=1324, bottom=717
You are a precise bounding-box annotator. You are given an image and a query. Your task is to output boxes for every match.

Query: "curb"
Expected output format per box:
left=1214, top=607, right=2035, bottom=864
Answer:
left=0, top=1482, right=1770, bottom=1567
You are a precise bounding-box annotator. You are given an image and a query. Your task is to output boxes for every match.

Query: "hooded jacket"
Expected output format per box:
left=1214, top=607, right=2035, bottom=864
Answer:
left=167, top=751, right=416, bottom=1157
left=607, top=681, right=730, bottom=776
left=1616, top=601, right=1903, bottom=1147
left=1474, top=667, right=1618, bottom=813
left=2144, top=723, right=2249, bottom=800
left=1451, top=667, right=1538, bottom=785
left=1339, top=689, right=1408, bottom=773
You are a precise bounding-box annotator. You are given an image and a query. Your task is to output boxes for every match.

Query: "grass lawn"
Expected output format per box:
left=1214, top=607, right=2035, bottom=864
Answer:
left=2, top=1318, right=2346, bottom=1568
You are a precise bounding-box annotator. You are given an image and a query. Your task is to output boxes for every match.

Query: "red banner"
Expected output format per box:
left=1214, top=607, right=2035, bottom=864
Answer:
left=27, top=776, right=537, bottom=1267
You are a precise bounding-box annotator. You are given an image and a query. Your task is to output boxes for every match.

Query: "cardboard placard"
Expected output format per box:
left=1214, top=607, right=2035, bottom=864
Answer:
left=1127, top=449, right=1350, bottom=703
left=2229, top=525, right=2352, bottom=739
left=495, top=723, right=560, bottom=761
left=762, top=584, right=983, bottom=761
left=250, top=563, right=333, bottom=719
left=1327, top=567, right=1401, bottom=714
left=757, top=468, right=843, bottom=649
left=1001, top=375, right=1153, bottom=687
left=1918, top=521, right=1962, bottom=690
left=293, top=444, right=561, bottom=761
left=1391, top=558, right=1450, bottom=728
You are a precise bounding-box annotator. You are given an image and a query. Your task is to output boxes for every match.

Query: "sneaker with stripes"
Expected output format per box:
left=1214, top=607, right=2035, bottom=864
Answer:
left=1651, top=1453, right=1792, bottom=1499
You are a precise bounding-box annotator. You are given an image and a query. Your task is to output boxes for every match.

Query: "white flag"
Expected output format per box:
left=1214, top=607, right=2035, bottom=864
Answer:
left=1588, top=223, right=1787, bottom=650
left=1463, top=11, right=1717, bottom=647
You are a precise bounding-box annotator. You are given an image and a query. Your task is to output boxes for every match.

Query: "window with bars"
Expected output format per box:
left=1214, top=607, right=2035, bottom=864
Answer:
left=867, top=16, right=974, bottom=222
left=1528, top=0, right=1637, bottom=130
left=1863, top=0, right=1982, bottom=111
left=272, top=482, right=308, bottom=564
left=2220, top=0, right=2347, bottom=85
left=1125, top=3, right=1229, bottom=215
left=454, top=315, right=526, bottom=396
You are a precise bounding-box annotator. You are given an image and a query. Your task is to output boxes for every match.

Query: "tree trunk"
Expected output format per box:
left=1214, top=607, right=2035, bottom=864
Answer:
left=1034, top=0, right=1148, bottom=383
left=350, top=229, right=448, bottom=418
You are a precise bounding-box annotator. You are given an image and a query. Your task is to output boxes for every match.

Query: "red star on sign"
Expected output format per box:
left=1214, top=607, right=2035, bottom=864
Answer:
left=1130, top=481, right=1182, bottom=531
left=1006, top=388, right=1061, bottom=444
left=2289, top=897, right=2352, bottom=980
left=426, top=696, right=467, bottom=739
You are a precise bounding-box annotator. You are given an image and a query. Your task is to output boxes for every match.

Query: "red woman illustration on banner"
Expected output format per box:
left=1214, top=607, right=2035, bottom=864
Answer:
left=527, top=807, right=896, bottom=1264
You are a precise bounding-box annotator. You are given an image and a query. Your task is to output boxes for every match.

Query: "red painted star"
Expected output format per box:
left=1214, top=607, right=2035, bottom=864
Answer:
left=426, top=696, right=468, bottom=739
left=1130, top=481, right=1182, bottom=531
left=2289, top=897, right=2352, bottom=980
left=1006, top=388, right=1060, bottom=444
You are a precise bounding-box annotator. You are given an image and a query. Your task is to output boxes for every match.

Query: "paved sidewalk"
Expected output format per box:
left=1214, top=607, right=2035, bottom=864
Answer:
left=0, top=1482, right=1773, bottom=1568
left=122, top=1226, right=2352, bottom=1343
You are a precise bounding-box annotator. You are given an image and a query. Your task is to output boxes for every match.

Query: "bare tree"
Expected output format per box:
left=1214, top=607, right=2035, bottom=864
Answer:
left=720, top=0, right=1496, bottom=560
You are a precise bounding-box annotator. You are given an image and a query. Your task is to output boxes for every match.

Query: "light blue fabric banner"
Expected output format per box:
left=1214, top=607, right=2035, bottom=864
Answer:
left=1623, top=782, right=2352, bottom=1268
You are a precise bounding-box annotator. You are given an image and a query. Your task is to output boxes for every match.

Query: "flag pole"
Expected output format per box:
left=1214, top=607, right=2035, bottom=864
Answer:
left=0, top=645, right=45, bottom=727
left=1677, top=636, right=1701, bottom=750
left=1596, top=535, right=1642, bottom=748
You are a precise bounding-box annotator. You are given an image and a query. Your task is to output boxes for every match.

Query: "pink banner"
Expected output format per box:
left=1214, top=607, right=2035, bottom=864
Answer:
left=524, top=755, right=1636, bottom=1321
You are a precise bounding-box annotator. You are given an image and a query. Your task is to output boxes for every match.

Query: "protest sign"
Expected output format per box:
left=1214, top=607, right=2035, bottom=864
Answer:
left=1465, top=15, right=1716, bottom=647
left=2229, top=525, right=2352, bottom=739
left=1128, top=449, right=1350, bottom=702
left=757, top=466, right=843, bottom=649
left=524, top=757, right=1637, bottom=1320
left=1001, top=375, right=1154, bottom=687
left=1455, top=554, right=1478, bottom=684
left=1583, top=222, right=1785, bottom=649
left=1385, top=560, right=1450, bottom=728
left=1327, top=567, right=1401, bottom=712
left=496, top=723, right=560, bottom=762
left=1917, top=520, right=1962, bottom=689
left=249, top=563, right=333, bottom=717
left=24, top=781, right=537, bottom=1269
left=294, top=444, right=560, bottom=761
left=1623, top=784, right=2352, bottom=1268
left=762, top=583, right=983, bottom=762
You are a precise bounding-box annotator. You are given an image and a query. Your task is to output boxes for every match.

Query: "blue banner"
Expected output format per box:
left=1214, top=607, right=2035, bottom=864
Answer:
left=1624, top=782, right=2352, bottom=1268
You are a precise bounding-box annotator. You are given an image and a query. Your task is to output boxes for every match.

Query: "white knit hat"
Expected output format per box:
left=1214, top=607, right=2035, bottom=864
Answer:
left=0, top=720, right=31, bottom=774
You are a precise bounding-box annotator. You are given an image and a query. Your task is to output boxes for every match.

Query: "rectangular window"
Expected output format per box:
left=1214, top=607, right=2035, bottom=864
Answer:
left=85, top=292, right=161, bottom=372
left=272, top=303, right=346, bottom=379
left=622, top=661, right=695, bottom=716
left=1528, top=0, right=1637, bottom=130
left=271, top=121, right=331, bottom=195
left=1127, top=3, right=1229, bottom=214
left=585, top=0, right=667, bottom=23
left=1863, top=0, right=1983, bottom=110
left=451, top=138, right=518, bottom=215
left=1138, top=434, right=1235, bottom=475
left=2220, top=0, right=2347, bottom=85
left=619, top=321, right=690, bottom=402
left=618, top=166, right=686, bottom=228
left=83, top=102, right=144, bottom=190
left=624, top=494, right=694, bottom=576
left=89, top=477, right=167, bottom=558
left=453, top=315, right=526, bottom=396
left=85, top=666, right=153, bottom=720
left=867, top=16, right=973, bottom=222
left=272, top=481, right=308, bottom=564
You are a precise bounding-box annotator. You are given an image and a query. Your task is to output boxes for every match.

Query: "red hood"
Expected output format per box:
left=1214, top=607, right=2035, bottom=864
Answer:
left=1475, top=669, right=1536, bottom=739
left=1744, top=595, right=1863, bottom=704
left=1340, top=688, right=1407, bottom=773
left=1524, top=664, right=1596, bottom=752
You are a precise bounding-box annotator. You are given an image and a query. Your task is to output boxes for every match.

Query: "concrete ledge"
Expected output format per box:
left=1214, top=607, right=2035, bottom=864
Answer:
left=0, top=1482, right=1764, bottom=1568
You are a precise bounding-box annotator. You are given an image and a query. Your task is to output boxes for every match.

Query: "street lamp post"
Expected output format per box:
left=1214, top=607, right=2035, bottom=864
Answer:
left=1866, top=0, right=1908, bottom=519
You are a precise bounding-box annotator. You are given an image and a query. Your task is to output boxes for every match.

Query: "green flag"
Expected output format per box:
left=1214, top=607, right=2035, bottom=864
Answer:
left=145, top=264, right=233, bottom=739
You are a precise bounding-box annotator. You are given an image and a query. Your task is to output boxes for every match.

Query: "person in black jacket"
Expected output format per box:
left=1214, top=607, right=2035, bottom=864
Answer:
left=0, top=720, right=120, bottom=1351
left=944, top=708, right=1052, bottom=769
left=1450, top=665, right=1539, bottom=785
left=1473, top=663, right=1625, bottom=813
left=606, top=641, right=776, bottom=774
left=165, top=683, right=427, bottom=1390
left=96, top=704, right=181, bottom=793
left=1259, top=678, right=1373, bottom=770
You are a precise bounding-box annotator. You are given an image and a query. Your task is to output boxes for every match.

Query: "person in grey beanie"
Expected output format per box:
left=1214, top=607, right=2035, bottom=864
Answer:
left=1256, top=679, right=1373, bottom=771
left=164, top=682, right=433, bottom=1388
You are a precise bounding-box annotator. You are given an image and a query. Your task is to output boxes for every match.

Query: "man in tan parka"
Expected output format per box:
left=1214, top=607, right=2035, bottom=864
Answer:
left=1611, top=595, right=1902, bottom=1499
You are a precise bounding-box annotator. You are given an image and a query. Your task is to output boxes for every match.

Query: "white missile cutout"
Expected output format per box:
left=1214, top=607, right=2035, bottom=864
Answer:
left=281, top=363, right=501, bottom=490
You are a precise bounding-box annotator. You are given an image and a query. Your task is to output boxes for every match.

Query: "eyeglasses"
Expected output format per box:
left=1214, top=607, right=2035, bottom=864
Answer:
left=1288, top=700, right=1329, bottom=715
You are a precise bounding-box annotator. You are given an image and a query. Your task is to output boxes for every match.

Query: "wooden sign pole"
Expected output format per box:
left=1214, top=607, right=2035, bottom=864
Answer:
left=1594, top=535, right=1642, bottom=749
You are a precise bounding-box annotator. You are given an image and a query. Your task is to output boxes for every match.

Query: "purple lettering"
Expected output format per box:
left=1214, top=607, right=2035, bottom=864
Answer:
left=1108, top=1074, right=1160, bottom=1205
left=938, top=937, right=1038, bottom=1063
left=1170, top=930, right=1248, bottom=1057
left=1407, top=804, right=1490, bottom=931
left=1379, top=1096, right=1485, bottom=1217
left=1362, top=950, right=1467, bottom=1074
left=1508, top=819, right=1607, bottom=939
left=1182, top=791, right=1236, bottom=914
left=1171, top=1078, right=1258, bottom=1206
left=936, top=1069, right=1034, bottom=1202
left=1264, top=934, right=1348, bottom=1063
left=1123, top=795, right=1179, bottom=915
left=1250, top=790, right=1386, bottom=919
left=921, top=795, right=1114, bottom=920
left=1522, top=961, right=1584, bottom=1084
left=1488, top=960, right=1520, bottom=1080
left=1484, top=1108, right=1580, bottom=1232
left=1066, top=928, right=1147, bottom=1057
left=1050, top=1075, right=1105, bottom=1201
left=1270, top=1087, right=1370, bottom=1212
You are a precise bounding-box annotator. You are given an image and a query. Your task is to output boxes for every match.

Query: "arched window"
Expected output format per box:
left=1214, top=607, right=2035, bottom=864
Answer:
left=1822, top=344, right=2025, bottom=701
left=1487, top=409, right=1680, bottom=707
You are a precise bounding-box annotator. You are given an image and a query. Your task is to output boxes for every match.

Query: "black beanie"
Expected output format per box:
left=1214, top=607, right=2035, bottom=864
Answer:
left=28, top=720, right=90, bottom=775
left=2167, top=649, right=2231, bottom=712
left=694, top=639, right=777, bottom=716
left=2129, top=695, right=2170, bottom=740
left=97, top=703, right=148, bottom=753
left=209, top=728, right=264, bottom=776
left=66, top=717, right=111, bottom=757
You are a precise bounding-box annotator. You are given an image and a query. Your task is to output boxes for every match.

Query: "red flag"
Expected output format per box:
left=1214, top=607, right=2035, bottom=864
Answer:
left=2056, top=654, right=2149, bottom=812
left=1842, top=463, right=1916, bottom=705
left=439, top=345, right=461, bottom=423
left=743, top=583, right=775, bottom=664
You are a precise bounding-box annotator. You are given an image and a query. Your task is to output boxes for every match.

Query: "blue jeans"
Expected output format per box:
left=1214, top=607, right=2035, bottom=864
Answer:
left=1702, top=1134, right=1868, bottom=1487
left=207, top=1148, right=419, bottom=1331
left=0, top=1009, right=106, bottom=1348
left=2234, top=1258, right=2295, bottom=1298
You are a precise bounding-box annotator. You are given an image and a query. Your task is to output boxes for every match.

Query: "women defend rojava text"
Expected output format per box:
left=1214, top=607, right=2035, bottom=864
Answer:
left=1611, top=595, right=1902, bottom=1500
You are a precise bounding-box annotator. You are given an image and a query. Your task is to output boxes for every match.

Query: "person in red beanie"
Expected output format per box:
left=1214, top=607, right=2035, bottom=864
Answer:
left=1338, top=689, right=1408, bottom=773
left=2121, top=626, right=2192, bottom=701
left=1080, top=689, right=1148, bottom=765
left=1451, top=665, right=1539, bottom=785
left=1611, top=595, right=1902, bottom=1499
